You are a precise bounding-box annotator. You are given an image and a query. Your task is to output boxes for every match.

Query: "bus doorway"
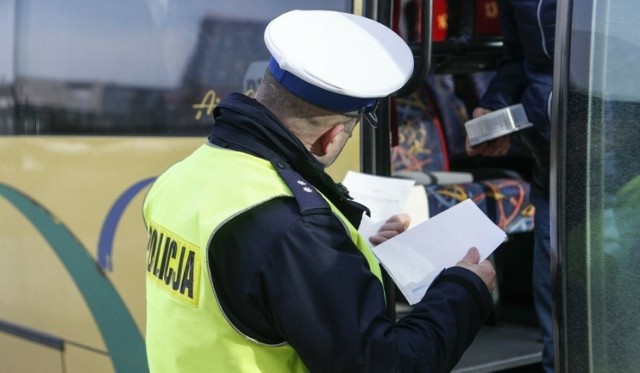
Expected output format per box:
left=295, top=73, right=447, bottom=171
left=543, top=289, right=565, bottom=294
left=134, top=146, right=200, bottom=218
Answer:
left=364, top=0, right=543, bottom=371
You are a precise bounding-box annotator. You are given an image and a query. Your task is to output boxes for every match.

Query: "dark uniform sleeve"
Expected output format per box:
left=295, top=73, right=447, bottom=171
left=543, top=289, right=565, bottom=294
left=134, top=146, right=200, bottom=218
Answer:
left=210, top=197, right=492, bottom=373
left=479, top=0, right=528, bottom=110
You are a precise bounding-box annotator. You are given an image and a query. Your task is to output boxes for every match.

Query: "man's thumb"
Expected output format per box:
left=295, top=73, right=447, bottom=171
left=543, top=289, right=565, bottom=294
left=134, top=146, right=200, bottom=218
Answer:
left=462, top=247, right=480, bottom=265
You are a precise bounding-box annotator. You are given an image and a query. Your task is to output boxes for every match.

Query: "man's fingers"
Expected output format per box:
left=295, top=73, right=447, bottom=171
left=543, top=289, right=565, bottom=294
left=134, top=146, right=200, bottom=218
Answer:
left=478, top=260, right=497, bottom=291
left=368, top=230, right=399, bottom=245
left=379, top=214, right=411, bottom=234
left=472, top=107, right=491, bottom=118
left=490, top=137, right=511, bottom=156
left=468, top=136, right=511, bottom=157
left=369, top=213, right=411, bottom=246
left=385, top=213, right=411, bottom=229
left=456, top=247, right=496, bottom=292
left=460, top=247, right=480, bottom=265
left=466, top=137, right=486, bottom=156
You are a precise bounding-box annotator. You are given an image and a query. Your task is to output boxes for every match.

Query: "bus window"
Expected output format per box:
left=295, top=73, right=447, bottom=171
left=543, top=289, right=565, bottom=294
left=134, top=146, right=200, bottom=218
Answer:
left=8, top=0, right=351, bottom=136
left=556, top=0, right=640, bottom=370
left=0, top=0, right=15, bottom=132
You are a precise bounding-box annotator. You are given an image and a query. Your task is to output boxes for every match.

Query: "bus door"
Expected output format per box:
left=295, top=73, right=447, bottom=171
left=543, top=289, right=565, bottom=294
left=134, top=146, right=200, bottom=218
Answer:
left=365, top=0, right=544, bottom=371
left=553, top=0, right=640, bottom=371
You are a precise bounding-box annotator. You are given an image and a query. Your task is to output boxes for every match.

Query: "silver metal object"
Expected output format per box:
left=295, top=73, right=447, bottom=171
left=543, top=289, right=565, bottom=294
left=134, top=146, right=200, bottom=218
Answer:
left=465, top=104, right=533, bottom=146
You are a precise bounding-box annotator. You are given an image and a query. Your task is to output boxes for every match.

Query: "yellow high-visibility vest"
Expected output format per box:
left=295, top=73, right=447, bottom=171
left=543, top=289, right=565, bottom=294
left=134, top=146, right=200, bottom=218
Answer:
left=143, top=143, right=383, bottom=372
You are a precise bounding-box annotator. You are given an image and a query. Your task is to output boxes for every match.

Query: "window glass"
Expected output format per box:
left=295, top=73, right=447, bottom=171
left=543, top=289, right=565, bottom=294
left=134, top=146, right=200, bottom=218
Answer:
left=0, top=0, right=15, bottom=132
left=6, top=0, right=351, bottom=135
left=579, top=0, right=640, bottom=370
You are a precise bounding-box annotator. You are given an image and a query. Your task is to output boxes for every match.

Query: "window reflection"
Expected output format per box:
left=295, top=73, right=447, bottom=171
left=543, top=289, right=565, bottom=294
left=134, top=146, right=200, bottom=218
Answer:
left=589, top=0, right=640, bottom=370
left=4, top=0, right=351, bottom=135
left=0, top=0, right=15, bottom=132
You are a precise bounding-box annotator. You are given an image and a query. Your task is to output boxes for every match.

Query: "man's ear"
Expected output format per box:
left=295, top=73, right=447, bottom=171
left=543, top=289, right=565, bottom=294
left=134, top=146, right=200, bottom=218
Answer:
left=310, top=123, right=345, bottom=156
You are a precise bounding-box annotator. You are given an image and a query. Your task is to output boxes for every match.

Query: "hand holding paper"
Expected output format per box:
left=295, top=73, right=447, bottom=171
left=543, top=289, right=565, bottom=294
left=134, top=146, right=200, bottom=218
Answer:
left=341, top=171, right=502, bottom=305
left=371, top=199, right=505, bottom=305
left=368, top=213, right=411, bottom=246
left=455, top=247, right=497, bottom=294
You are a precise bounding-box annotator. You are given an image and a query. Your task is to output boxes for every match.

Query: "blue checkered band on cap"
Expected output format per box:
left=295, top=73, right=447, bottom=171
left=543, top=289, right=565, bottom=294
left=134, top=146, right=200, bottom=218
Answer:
left=268, top=58, right=377, bottom=113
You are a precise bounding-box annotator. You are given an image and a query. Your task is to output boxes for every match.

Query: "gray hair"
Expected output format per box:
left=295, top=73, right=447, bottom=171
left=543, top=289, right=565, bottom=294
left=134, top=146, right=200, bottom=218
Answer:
left=256, top=70, right=357, bottom=135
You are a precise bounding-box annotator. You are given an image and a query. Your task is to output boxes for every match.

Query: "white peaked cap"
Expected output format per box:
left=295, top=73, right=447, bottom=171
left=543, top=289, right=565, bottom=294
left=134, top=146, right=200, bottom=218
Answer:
left=264, top=9, right=414, bottom=113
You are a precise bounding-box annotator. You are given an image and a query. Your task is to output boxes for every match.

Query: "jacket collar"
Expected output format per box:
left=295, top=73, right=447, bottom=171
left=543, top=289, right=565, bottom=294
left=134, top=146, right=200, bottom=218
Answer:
left=208, top=93, right=369, bottom=226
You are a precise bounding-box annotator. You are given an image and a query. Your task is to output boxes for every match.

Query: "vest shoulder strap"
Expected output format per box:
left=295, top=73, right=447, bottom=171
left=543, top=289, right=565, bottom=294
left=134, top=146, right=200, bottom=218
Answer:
left=269, top=158, right=329, bottom=214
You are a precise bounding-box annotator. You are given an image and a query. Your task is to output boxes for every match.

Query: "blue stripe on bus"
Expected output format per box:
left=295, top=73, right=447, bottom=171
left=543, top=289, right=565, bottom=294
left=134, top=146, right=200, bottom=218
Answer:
left=98, top=177, right=156, bottom=271
left=0, top=183, right=149, bottom=373
left=0, top=319, right=64, bottom=351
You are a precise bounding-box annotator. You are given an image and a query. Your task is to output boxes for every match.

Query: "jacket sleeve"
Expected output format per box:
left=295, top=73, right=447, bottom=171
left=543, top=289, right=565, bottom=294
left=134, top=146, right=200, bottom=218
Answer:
left=212, top=198, right=493, bottom=373
left=479, top=0, right=529, bottom=110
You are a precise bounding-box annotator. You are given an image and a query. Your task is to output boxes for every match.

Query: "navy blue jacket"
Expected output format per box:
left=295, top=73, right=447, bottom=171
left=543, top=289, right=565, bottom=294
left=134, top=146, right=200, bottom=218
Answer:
left=479, top=0, right=556, bottom=193
left=207, top=93, right=493, bottom=372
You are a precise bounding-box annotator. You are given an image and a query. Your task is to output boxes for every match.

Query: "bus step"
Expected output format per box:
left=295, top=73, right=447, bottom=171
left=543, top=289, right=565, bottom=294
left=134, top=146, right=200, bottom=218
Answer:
left=453, top=322, right=543, bottom=372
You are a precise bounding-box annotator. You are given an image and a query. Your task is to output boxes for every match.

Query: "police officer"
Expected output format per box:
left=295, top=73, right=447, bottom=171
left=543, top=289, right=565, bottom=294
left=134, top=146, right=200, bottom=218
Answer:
left=144, top=9, right=495, bottom=373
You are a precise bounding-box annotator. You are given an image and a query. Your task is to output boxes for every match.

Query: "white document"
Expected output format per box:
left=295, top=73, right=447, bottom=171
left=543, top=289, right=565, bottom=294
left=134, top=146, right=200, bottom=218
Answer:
left=342, top=170, right=416, bottom=223
left=371, top=199, right=506, bottom=305
left=342, top=170, right=428, bottom=248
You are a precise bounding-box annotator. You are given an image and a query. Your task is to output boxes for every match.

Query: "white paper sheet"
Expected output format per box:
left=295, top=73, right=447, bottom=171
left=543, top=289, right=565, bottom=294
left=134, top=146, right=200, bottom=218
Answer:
left=357, top=215, right=386, bottom=246
left=342, top=171, right=416, bottom=223
left=371, top=199, right=506, bottom=305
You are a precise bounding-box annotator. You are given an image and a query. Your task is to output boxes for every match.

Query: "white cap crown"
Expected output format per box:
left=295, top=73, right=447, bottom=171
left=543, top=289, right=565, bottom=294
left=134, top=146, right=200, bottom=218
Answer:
left=264, top=10, right=413, bottom=113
